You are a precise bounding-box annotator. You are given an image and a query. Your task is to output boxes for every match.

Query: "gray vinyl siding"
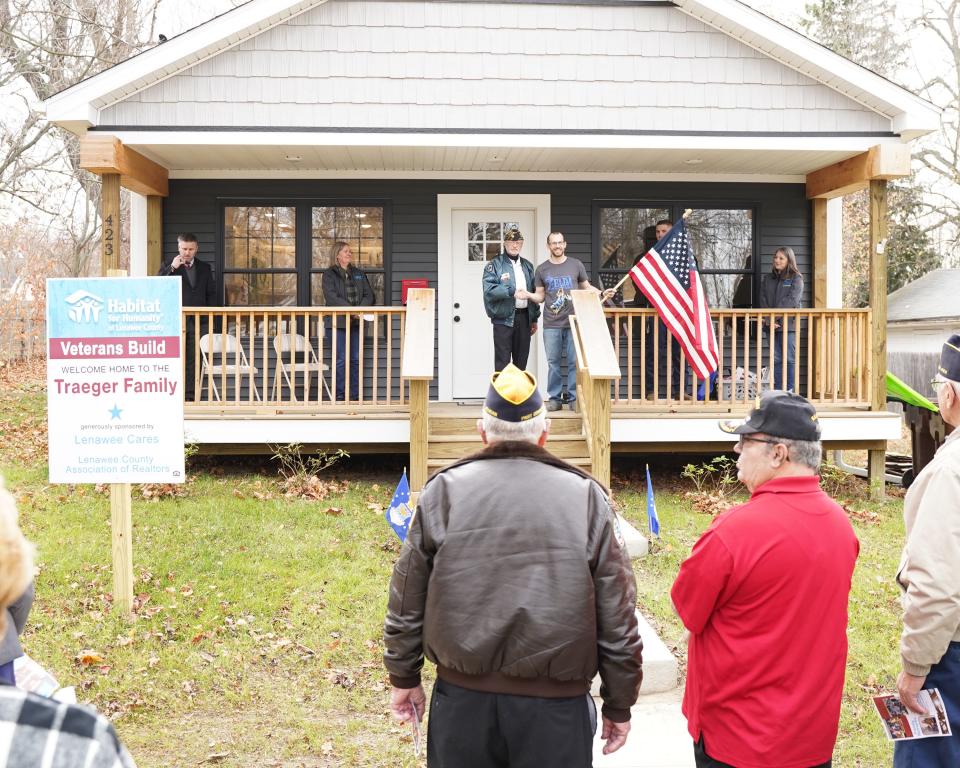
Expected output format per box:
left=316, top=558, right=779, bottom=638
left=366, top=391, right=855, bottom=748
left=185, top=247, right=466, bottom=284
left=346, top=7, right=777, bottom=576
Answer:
left=165, top=178, right=809, bottom=396
left=101, top=0, right=890, bottom=133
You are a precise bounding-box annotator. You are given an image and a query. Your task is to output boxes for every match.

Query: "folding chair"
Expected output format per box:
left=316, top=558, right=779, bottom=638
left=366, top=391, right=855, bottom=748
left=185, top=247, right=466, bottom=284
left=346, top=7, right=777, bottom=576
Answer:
left=199, top=333, right=261, bottom=401
left=272, top=332, right=333, bottom=402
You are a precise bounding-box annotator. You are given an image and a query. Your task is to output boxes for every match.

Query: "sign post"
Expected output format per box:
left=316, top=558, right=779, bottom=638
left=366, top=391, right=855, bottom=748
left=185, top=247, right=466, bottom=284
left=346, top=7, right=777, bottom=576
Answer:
left=46, top=276, right=184, bottom=615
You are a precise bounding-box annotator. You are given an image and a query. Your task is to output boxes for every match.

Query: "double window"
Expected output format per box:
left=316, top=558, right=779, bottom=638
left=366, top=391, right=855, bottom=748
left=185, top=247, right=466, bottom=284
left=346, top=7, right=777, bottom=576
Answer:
left=594, top=203, right=756, bottom=308
left=222, top=202, right=388, bottom=306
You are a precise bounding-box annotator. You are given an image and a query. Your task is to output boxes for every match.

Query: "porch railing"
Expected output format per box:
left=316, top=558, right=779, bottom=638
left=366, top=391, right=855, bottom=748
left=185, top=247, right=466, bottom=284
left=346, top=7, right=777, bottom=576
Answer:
left=181, top=307, right=408, bottom=408
left=603, top=308, right=872, bottom=408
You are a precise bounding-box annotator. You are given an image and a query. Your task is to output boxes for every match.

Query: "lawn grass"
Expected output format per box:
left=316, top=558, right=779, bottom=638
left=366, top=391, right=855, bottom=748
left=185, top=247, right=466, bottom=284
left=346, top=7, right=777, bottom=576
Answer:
left=1, top=363, right=907, bottom=767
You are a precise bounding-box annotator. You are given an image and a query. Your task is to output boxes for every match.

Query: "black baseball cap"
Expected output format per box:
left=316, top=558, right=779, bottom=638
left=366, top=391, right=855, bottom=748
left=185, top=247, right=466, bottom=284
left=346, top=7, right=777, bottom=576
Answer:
left=719, top=390, right=821, bottom=441
left=938, top=334, right=960, bottom=381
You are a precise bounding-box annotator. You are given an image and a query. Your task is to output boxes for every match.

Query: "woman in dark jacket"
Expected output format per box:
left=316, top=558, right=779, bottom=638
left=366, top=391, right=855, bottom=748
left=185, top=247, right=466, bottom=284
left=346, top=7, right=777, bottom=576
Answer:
left=760, top=246, right=803, bottom=391
left=321, top=241, right=374, bottom=402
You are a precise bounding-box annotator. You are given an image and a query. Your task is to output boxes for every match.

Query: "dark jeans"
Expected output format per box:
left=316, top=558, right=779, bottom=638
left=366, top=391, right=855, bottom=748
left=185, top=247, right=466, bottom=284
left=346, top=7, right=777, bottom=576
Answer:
left=894, top=641, right=960, bottom=767
left=694, top=736, right=831, bottom=768
left=0, top=662, right=14, bottom=685
left=327, top=325, right=361, bottom=401
left=427, top=679, right=596, bottom=768
left=644, top=318, right=684, bottom=397
left=772, top=328, right=796, bottom=391
left=493, top=309, right=531, bottom=371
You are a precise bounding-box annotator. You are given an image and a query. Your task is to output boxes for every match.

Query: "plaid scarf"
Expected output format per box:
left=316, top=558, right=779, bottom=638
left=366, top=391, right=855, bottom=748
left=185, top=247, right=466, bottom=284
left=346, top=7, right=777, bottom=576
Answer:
left=335, top=265, right=361, bottom=306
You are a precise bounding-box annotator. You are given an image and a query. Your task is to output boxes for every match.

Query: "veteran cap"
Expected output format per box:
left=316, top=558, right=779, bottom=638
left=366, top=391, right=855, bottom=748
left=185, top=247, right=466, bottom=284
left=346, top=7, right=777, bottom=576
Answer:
left=483, top=364, right=544, bottom=422
left=719, top=390, right=821, bottom=442
left=503, top=227, right=524, bottom=242
left=938, top=334, right=960, bottom=381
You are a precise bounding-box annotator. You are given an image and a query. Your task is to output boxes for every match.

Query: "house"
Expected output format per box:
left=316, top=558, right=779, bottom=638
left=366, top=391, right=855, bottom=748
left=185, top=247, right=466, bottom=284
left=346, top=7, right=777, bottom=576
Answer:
left=888, top=269, right=960, bottom=393
left=42, top=0, right=940, bottom=494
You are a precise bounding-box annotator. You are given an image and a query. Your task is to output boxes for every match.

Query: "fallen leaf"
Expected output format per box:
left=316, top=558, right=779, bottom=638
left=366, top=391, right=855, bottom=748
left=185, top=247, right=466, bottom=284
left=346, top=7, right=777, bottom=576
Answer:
left=205, top=754, right=231, bottom=764
left=76, top=650, right=104, bottom=666
left=325, top=507, right=343, bottom=516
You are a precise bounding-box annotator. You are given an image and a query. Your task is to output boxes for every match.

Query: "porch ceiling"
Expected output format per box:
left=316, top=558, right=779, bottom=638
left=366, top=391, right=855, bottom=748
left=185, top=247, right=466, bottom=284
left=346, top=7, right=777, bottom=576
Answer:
left=121, top=138, right=878, bottom=179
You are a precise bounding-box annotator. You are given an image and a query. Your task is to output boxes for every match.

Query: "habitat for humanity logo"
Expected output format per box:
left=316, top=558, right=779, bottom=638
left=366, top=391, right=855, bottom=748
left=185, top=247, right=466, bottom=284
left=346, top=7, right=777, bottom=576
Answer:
left=64, top=290, right=105, bottom=323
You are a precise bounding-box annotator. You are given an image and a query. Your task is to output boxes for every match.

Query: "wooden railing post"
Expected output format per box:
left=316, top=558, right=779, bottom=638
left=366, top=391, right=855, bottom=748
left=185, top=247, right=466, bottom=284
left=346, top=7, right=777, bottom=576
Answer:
left=571, top=291, right=620, bottom=486
left=400, top=289, right=435, bottom=491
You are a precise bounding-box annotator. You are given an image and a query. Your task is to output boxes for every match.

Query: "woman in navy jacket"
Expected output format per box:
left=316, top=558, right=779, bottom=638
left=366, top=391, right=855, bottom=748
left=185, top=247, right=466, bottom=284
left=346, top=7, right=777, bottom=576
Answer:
left=760, top=246, right=803, bottom=391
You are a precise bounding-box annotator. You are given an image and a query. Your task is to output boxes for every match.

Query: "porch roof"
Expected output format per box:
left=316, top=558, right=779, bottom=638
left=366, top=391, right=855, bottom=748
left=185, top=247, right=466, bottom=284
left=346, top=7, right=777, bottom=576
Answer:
left=44, top=0, right=938, bottom=165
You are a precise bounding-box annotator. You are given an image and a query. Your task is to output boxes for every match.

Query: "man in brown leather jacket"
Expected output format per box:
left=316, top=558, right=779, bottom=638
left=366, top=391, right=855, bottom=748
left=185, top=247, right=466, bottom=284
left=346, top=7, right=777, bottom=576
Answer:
left=383, top=364, right=642, bottom=766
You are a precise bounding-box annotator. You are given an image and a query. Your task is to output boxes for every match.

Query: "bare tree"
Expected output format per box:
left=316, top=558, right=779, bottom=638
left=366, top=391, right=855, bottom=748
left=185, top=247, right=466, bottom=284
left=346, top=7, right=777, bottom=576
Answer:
left=0, top=0, right=162, bottom=274
left=911, top=0, right=960, bottom=263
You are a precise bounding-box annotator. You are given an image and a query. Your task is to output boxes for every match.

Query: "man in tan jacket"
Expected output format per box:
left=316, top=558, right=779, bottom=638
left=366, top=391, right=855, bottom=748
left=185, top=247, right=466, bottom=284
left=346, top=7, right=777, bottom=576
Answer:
left=895, top=333, right=960, bottom=767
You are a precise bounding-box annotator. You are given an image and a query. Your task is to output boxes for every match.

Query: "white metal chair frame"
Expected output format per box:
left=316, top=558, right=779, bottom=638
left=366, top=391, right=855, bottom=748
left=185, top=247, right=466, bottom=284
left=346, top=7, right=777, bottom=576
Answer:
left=199, top=333, right=261, bottom=401
left=272, top=332, right=333, bottom=402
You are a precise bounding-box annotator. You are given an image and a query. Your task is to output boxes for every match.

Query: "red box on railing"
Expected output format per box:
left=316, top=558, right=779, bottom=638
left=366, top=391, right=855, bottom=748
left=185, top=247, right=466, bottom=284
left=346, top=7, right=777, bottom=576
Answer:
left=401, top=279, right=429, bottom=304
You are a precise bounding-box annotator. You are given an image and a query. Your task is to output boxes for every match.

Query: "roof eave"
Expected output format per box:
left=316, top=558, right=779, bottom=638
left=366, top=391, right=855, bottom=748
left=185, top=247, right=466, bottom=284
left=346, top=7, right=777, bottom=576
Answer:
left=42, top=0, right=328, bottom=127
left=675, top=0, right=941, bottom=139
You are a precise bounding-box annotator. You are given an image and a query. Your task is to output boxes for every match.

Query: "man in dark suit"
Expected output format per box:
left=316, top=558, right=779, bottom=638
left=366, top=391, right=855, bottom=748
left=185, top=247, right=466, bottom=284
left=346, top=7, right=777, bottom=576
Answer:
left=158, top=233, right=217, bottom=400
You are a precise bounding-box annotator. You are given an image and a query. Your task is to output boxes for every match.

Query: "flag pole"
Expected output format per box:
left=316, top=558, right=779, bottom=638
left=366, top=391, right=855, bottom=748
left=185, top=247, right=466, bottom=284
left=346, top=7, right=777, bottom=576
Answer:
left=607, top=209, right=694, bottom=294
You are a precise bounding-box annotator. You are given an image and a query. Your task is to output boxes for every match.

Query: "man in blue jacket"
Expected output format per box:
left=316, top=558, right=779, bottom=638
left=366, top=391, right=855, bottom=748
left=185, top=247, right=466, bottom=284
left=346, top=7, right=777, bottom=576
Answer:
left=482, top=227, right=540, bottom=371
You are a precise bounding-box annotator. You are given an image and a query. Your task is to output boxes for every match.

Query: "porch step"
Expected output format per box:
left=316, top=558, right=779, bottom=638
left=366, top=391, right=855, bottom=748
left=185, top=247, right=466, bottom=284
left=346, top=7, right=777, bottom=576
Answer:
left=591, top=609, right=679, bottom=697
left=427, top=456, right=593, bottom=472
left=428, top=434, right=590, bottom=459
left=429, top=411, right=584, bottom=436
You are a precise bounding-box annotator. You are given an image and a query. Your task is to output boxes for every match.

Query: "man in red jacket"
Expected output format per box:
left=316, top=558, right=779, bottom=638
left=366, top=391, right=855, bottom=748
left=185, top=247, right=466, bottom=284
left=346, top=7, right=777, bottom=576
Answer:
left=672, top=391, right=859, bottom=768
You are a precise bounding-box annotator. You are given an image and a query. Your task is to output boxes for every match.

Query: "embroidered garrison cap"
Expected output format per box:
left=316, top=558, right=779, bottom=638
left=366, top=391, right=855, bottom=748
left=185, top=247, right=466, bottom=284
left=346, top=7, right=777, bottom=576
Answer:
left=483, top=364, right=545, bottom=422
left=938, top=334, right=960, bottom=381
left=719, top=390, right=821, bottom=442
left=503, top=227, right=524, bottom=242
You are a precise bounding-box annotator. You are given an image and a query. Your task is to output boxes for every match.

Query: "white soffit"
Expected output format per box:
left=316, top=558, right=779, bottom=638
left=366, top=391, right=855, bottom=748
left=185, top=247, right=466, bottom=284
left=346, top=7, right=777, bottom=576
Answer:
left=117, top=131, right=898, bottom=177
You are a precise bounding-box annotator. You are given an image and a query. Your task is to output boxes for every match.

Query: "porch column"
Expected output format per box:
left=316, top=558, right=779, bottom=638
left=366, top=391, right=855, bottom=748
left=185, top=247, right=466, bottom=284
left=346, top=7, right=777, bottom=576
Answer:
left=807, top=144, right=910, bottom=499
left=100, top=173, right=121, bottom=275
left=868, top=179, right=889, bottom=499
left=148, top=196, right=163, bottom=276
left=826, top=198, right=843, bottom=308
left=130, top=193, right=147, bottom=276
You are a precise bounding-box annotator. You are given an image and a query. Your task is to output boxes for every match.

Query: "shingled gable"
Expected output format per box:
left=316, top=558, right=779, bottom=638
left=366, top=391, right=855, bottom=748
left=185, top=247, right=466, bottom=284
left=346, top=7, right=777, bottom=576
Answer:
left=44, top=0, right=939, bottom=140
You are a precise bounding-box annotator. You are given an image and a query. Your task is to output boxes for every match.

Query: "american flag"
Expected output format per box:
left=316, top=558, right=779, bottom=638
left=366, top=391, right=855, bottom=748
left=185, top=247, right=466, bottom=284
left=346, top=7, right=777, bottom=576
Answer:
left=629, top=219, right=719, bottom=380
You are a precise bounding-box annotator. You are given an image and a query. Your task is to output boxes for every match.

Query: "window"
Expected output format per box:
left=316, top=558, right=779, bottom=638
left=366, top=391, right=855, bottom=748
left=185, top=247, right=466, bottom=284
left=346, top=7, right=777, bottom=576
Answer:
left=595, top=204, right=755, bottom=308
left=685, top=209, right=754, bottom=308
left=311, top=206, right=385, bottom=305
left=223, top=206, right=296, bottom=306
left=221, top=203, right=388, bottom=307
left=597, top=206, right=670, bottom=305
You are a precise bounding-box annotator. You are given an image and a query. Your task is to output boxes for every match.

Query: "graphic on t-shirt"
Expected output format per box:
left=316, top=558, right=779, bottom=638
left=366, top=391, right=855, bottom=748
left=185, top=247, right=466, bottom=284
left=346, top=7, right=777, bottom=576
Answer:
left=546, top=275, right=575, bottom=316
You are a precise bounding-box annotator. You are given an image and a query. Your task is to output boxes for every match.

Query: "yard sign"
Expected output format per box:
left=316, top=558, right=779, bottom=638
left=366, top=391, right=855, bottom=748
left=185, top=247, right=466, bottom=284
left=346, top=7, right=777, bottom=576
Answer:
left=46, top=277, right=184, bottom=483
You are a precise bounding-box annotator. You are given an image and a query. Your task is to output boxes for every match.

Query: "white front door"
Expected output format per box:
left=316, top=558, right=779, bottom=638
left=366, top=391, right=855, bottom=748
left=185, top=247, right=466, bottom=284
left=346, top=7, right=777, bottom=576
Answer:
left=438, top=194, right=551, bottom=401
left=449, top=209, right=537, bottom=399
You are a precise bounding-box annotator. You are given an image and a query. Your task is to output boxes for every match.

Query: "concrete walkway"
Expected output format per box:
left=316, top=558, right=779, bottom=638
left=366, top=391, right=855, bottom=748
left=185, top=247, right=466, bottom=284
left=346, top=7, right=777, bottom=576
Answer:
left=592, top=688, right=694, bottom=768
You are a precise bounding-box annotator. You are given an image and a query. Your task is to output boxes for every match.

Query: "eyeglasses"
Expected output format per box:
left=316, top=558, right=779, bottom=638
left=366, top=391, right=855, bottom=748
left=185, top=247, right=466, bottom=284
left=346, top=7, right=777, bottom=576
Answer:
left=931, top=378, right=949, bottom=395
left=737, top=435, right=782, bottom=448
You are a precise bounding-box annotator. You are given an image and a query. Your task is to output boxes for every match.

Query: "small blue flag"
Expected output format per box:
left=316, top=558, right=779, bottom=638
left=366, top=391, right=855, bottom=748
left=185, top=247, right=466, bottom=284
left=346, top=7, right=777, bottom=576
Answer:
left=646, top=464, right=660, bottom=538
left=385, top=470, right=414, bottom=541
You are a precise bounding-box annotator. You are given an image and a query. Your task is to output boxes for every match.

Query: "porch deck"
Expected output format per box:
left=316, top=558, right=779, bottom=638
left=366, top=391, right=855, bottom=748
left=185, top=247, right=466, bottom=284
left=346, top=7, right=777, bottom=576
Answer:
left=185, top=401, right=899, bottom=453
left=180, top=295, right=898, bottom=484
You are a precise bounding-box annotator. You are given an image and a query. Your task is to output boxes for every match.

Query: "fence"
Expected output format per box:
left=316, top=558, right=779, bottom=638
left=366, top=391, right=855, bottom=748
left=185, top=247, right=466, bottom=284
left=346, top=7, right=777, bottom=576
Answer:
left=0, top=304, right=45, bottom=362
left=603, top=307, right=872, bottom=408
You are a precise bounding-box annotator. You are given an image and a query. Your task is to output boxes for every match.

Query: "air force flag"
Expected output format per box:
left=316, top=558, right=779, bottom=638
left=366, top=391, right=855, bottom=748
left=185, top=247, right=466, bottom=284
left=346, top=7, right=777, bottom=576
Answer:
left=386, top=470, right=414, bottom=541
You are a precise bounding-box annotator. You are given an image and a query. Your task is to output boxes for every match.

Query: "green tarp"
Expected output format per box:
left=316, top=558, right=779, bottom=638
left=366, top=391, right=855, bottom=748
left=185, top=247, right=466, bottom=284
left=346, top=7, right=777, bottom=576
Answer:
left=887, top=371, right=938, bottom=412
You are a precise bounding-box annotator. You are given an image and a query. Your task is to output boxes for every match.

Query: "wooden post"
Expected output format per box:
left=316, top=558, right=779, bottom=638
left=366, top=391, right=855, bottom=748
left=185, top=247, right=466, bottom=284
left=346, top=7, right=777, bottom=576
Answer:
left=868, top=179, right=888, bottom=500
left=110, top=483, right=134, bottom=616
left=147, top=196, right=163, bottom=276
left=812, top=198, right=828, bottom=310
left=400, top=288, right=436, bottom=492
left=105, top=266, right=135, bottom=616
left=101, top=174, right=121, bottom=274
left=409, top=379, right=429, bottom=492
left=589, top=378, right=612, bottom=488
